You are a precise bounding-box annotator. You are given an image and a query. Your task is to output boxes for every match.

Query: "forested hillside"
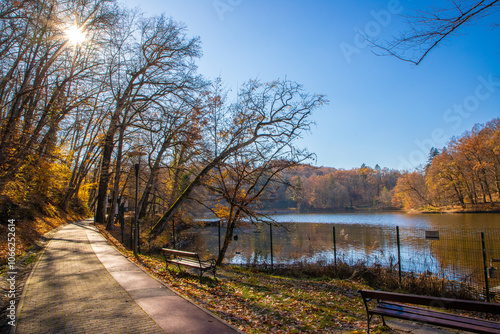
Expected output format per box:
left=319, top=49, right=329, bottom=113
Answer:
left=246, top=119, right=500, bottom=213
left=393, top=118, right=500, bottom=210
left=258, top=164, right=401, bottom=211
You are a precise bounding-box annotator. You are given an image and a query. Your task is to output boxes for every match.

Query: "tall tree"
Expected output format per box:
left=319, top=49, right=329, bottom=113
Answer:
left=0, top=0, right=116, bottom=197
left=149, top=79, right=327, bottom=239
left=392, top=170, right=431, bottom=209
left=94, top=13, right=203, bottom=225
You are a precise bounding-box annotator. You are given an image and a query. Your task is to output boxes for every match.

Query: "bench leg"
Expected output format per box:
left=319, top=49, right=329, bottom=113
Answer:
left=366, top=314, right=372, bottom=334
left=381, top=315, right=386, bottom=326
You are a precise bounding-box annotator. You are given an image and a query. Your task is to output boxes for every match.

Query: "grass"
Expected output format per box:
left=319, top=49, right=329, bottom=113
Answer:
left=136, top=258, right=373, bottom=333
left=99, top=223, right=394, bottom=333
left=99, top=222, right=500, bottom=333
left=3, top=214, right=495, bottom=333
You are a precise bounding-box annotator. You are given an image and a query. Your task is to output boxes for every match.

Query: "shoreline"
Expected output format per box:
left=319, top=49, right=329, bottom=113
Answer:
left=260, top=206, right=500, bottom=215
left=194, top=206, right=500, bottom=220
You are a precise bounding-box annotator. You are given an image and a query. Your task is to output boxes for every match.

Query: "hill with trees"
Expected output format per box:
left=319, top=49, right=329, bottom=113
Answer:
left=393, top=118, right=500, bottom=211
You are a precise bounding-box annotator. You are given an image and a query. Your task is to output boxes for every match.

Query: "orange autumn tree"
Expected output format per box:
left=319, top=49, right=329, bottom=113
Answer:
left=392, top=170, right=431, bottom=209
left=398, top=118, right=500, bottom=210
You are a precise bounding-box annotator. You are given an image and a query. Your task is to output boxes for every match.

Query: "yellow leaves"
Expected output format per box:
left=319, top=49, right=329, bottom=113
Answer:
left=214, top=203, right=230, bottom=220
left=237, top=188, right=247, bottom=201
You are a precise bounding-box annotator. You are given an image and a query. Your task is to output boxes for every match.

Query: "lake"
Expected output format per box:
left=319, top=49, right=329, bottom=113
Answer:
left=184, top=212, right=500, bottom=285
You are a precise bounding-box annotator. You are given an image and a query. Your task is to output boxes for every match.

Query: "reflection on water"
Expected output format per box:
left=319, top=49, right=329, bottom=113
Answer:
left=184, top=213, right=500, bottom=285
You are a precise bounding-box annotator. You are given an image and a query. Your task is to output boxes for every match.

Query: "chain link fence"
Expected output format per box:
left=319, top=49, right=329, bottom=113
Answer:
left=177, top=220, right=500, bottom=302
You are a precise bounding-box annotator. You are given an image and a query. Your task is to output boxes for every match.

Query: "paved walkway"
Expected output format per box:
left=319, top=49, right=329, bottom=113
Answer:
left=16, top=219, right=241, bottom=334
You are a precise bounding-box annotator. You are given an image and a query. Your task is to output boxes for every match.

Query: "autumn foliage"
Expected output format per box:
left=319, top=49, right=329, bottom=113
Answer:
left=280, top=164, right=400, bottom=211
left=394, top=118, right=500, bottom=210
left=1, top=1, right=498, bottom=270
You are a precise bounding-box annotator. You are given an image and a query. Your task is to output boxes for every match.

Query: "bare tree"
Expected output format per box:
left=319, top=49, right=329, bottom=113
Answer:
left=57, top=82, right=108, bottom=211
left=136, top=97, right=204, bottom=221
left=206, top=146, right=312, bottom=266
left=149, top=78, right=327, bottom=240
left=371, top=0, right=500, bottom=65
left=94, top=13, right=203, bottom=226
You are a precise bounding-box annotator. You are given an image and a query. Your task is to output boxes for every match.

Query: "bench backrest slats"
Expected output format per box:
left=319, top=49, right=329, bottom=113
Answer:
left=359, top=290, right=500, bottom=314
left=162, top=248, right=199, bottom=260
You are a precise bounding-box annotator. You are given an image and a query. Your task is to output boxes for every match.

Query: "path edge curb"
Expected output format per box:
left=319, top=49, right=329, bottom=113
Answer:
left=90, top=223, right=245, bottom=334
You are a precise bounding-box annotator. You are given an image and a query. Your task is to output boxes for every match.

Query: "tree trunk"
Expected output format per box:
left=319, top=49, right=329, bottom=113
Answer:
left=217, top=219, right=236, bottom=266
left=138, top=137, right=172, bottom=220
left=106, top=121, right=126, bottom=230
left=95, top=112, right=120, bottom=224
left=149, top=137, right=258, bottom=239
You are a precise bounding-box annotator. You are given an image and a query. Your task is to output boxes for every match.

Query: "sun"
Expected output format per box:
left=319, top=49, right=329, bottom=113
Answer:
left=65, top=25, right=86, bottom=45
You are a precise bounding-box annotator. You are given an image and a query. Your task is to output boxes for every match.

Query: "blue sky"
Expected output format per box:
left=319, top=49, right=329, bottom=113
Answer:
left=119, top=0, right=500, bottom=171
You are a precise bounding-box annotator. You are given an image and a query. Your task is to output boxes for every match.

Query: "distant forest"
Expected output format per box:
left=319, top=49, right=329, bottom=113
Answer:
left=394, top=118, right=500, bottom=211
left=254, top=118, right=500, bottom=213
left=258, top=164, right=401, bottom=212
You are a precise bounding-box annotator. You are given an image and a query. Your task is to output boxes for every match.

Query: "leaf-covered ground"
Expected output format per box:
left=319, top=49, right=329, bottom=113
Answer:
left=99, top=225, right=387, bottom=334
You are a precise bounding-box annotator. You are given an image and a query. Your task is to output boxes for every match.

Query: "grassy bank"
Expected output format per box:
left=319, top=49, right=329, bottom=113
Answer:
left=98, top=223, right=382, bottom=333
left=99, top=222, right=500, bottom=333
left=99, top=222, right=386, bottom=333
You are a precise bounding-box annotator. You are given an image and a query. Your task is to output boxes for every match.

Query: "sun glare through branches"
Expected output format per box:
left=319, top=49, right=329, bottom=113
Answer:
left=65, top=24, right=86, bottom=45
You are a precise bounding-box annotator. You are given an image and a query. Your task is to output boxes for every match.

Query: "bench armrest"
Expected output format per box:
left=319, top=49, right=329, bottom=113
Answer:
left=200, top=258, right=216, bottom=267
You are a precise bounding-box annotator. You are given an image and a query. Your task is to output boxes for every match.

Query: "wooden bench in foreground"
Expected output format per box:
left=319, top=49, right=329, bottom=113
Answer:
left=358, top=289, right=500, bottom=334
left=161, top=248, right=216, bottom=278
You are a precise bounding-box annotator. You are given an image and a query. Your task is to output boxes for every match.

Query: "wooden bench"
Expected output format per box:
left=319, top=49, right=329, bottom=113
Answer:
left=161, top=248, right=216, bottom=277
left=358, top=289, right=500, bottom=334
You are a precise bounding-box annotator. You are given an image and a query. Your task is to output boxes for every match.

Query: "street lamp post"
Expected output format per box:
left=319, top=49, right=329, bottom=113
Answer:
left=134, top=162, right=140, bottom=255
left=129, top=150, right=146, bottom=256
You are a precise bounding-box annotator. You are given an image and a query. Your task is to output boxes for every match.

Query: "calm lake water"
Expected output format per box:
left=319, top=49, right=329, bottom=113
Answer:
left=185, top=212, right=500, bottom=284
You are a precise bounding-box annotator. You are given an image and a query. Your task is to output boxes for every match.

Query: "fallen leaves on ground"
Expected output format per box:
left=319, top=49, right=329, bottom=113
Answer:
left=98, top=224, right=383, bottom=334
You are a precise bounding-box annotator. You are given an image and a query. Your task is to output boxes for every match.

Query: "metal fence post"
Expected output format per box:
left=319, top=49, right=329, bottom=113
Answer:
left=481, top=232, right=490, bottom=302
left=333, top=225, right=337, bottom=266
left=270, top=223, right=274, bottom=270
left=119, top=203, right=125, bottom=243
left=397, top=226, right=402, bottom=286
